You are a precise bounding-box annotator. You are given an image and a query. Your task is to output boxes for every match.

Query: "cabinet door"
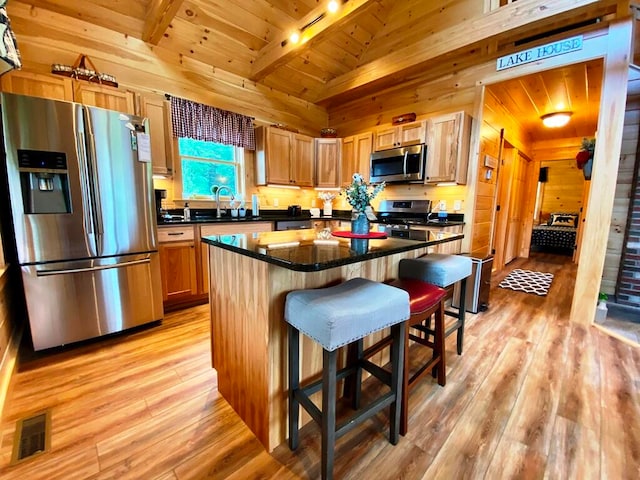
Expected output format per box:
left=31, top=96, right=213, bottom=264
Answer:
left=398, top=121, right=426, bottom=147
left=355, top=132, right=373, bottom=182
left=266, top=128, right=293, bottom=185
left=374, top=126, right=397, bottom=151
left=74, top=83, right=135, bottom=114
left=292, top=133, right=314, bottom=186
left=342, top=132, right=373, bottom=184
left=141, top=94, right=173, bottom=176
left=159, top=241, right=198, bottom=302
left=425, top=112, right=470, bottom=184
left=315, top=138, right=341, bottom=187
left=0, top=71, right=73, bottom=101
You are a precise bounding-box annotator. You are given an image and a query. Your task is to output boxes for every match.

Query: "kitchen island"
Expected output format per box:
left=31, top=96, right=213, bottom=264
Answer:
left=202, top=226, right=463, bottom=451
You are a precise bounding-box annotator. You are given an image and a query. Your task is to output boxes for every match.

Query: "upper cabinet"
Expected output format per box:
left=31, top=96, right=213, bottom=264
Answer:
left=425, top=112, right=472, bottom=185
left=342, top=132, right=373, bottom=184
left=0, top=71, right=73, bottom=101
left=0, top=70, right=135, bottom=114
left=315, top=138, right=342, bottom=188
left=256, top=126, right=314, bottom=187
left=74, top=83, right=135, bottom=114
left=374, top=121, right=426, bottom=151
left=140, top=94, right=174, bottom=176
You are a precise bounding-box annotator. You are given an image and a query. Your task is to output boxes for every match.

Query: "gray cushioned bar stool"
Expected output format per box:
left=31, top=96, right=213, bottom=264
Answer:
left=399, top=254, right=473, bottom=354
left=285, top=277, right=410, bottom=480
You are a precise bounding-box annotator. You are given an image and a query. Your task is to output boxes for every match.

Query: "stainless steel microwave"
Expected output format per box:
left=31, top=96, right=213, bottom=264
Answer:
left=369, top=144, right=427, bottom=183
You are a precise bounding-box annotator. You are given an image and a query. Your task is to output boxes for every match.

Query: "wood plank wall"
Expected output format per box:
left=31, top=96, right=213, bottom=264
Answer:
left=6, top=2, right=328, bottom=135
left=0, top=269, right=21, bottom=420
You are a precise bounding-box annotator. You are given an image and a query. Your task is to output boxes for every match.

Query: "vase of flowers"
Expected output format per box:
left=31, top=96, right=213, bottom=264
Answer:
left=341, top=173, right=385, bottom=234
left=576, top=137, right=595, bottom=180
left=318, top=191, right=336, bottom=217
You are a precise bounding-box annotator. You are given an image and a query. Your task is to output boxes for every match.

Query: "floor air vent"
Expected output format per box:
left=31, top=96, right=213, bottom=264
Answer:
left=11, top=410, right=51, bottom=463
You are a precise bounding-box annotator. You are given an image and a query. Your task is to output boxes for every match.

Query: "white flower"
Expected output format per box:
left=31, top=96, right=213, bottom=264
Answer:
left=318, top=191, right=337, bottom=202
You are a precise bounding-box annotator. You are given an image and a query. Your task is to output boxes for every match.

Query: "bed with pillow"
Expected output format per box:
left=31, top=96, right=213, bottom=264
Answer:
left=531, top=212, right=578, bottom=252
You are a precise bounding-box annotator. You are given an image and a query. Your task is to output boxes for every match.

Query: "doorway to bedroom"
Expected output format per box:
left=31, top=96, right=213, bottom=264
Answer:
left=484, top=59, right=601, bottom=273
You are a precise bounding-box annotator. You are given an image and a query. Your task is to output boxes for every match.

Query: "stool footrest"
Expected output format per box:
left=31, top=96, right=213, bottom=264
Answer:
left=409, top=356, right=441, bottom=387
left=298, top=364, right=360, bottom=397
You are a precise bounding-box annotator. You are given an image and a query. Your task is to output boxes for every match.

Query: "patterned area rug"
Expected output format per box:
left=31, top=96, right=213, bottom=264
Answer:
left=498, top=269, right=554, bottom=296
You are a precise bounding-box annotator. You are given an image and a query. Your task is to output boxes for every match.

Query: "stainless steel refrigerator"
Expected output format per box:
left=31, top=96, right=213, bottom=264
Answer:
left=0, top=92, right=163, bottom=350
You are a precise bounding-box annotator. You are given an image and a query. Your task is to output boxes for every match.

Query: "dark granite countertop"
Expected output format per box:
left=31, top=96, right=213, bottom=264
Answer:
left=157, top=208, right=352, bottom=225
left=201, top=225, right=463, bottom=272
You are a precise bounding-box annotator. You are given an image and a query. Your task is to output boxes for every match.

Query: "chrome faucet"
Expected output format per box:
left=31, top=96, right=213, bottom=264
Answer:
left=215, top=186, right=235, bottom=218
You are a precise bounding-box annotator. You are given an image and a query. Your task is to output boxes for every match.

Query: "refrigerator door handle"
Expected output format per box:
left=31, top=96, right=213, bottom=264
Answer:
left=86, top=130, right=104, bottom=236
left=76, top=131, right=94, bottom=236
left=36, top=257, right=152, bottom=276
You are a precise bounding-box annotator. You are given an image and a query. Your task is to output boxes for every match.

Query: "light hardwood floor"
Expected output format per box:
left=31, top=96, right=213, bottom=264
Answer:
left=0, top=252, right=639, bottom=479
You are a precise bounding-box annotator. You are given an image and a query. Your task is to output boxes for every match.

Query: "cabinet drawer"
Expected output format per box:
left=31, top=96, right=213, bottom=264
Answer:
left=158, top=226, right=195, bottom=242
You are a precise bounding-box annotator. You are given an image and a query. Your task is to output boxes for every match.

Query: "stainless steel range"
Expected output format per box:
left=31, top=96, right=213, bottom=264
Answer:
left=377, top=199, right=444, bottom=240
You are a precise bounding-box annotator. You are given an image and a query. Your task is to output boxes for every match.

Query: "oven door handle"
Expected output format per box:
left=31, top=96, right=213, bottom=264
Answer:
left=403, top=151, right=408, bottom=177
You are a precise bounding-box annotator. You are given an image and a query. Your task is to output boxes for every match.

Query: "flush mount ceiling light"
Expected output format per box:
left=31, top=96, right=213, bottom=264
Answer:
left=541, top=111, right=573, bottom=128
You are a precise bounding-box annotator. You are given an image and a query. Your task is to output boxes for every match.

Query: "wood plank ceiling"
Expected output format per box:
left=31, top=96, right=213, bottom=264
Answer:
left=19, top=0, right=620, bottom=115
left=487, top=60, right=603, bottom=142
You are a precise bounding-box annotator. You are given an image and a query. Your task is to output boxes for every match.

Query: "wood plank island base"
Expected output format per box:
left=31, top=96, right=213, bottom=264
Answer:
left=202, top=226, right=463, bottom=451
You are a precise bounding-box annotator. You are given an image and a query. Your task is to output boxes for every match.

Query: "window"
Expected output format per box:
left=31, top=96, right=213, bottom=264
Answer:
left=178, top=138, right=244, bottom=199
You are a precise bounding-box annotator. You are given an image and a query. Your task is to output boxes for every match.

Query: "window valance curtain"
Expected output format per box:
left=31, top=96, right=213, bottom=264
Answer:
left=0, top=0, right=22, bottom=76
left=170, top=96, right=255, bottom=150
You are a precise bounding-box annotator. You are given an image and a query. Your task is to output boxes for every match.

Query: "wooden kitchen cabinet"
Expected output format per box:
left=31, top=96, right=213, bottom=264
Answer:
left=425, top=112, right=472, bottom=184
left=315, top=138, right=342, bottom=187
left=74, top=82, right=135, bottom=114
left=256, top=126, right=314, bottom=186
left=342, top=132, right=373, bottom=184
left=0, top=70, right=73, bottom=101
left=158, top=225, right=201, bottom=310
left=0, top=70, right=135, bottom=114
left=374, top=121, right=426, bottom=151
left=140, top=94, right=174, bottom=176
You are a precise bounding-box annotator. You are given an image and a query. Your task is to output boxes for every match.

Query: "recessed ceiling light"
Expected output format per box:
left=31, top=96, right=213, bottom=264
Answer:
left=328, top=1, right=339, bottom=13
left=541, top=111, right=572, bottom=128
left=289, top=31, right=300, bottom=44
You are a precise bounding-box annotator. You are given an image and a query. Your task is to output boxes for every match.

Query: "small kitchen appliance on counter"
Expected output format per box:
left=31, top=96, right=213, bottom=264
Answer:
left=0, top=92, right=163, bottom=350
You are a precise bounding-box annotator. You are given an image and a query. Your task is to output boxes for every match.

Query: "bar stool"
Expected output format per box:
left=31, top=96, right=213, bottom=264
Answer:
left=360, top=278, right=448, bottom=435
left=285, top=277, right=410, bottom=480
left=399, top=254, right=473, bottom=355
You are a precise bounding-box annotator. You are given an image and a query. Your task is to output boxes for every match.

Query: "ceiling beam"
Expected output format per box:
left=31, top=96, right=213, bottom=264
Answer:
left=250, top=0, right=377, bottom=82
left=142, top=0, right=185, bottom=45
left=315, top=0, right=618, bottom=103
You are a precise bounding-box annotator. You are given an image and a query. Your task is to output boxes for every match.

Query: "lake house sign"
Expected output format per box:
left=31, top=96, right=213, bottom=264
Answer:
left=496, top=35, right=583, bottom=71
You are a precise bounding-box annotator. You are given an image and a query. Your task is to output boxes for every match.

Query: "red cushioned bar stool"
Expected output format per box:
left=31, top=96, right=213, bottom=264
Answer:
left=359, top=278, right=447, bottom=436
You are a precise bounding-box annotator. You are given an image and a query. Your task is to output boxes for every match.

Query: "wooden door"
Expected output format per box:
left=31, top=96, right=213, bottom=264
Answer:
left=504, top=151, right=528, bottom=264
left=374, top=125, right=397, bottom=151
left=291, top=133, right=314, bottom=186
left=315, top=138, right=341, bottom=187
left=492, top=141, right=512, bottom=271
left=0, top=70, right=73, bottom=101
left=159, top=241, right=198, bottom=302
left=140, top=94, right=173, bottom=176
left=426, top=114, right=458, bottom=183
left=341, top=132, right=373, bottom=184
left=265, top=128, right=292, bottom=185
left=574, top=180, right=591, bottom=264
left=355, top=132, right=373, bottom=182
left=74, top=82, right=135, bottom=114
left=398, top=120, right=426, bottom=147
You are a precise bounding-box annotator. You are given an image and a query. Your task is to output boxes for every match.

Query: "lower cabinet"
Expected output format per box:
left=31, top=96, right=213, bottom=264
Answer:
left=159, top=221, right=274, bottom=311
left=158, top=225, right=205, bottom=311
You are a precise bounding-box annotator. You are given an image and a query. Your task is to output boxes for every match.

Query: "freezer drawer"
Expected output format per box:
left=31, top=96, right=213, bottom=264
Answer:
left=21, top=252, right=163, bottom=350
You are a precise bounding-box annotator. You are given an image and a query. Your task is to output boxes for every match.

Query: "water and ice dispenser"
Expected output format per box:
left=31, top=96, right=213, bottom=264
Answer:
left=17, top=149, right=71, bottom=214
